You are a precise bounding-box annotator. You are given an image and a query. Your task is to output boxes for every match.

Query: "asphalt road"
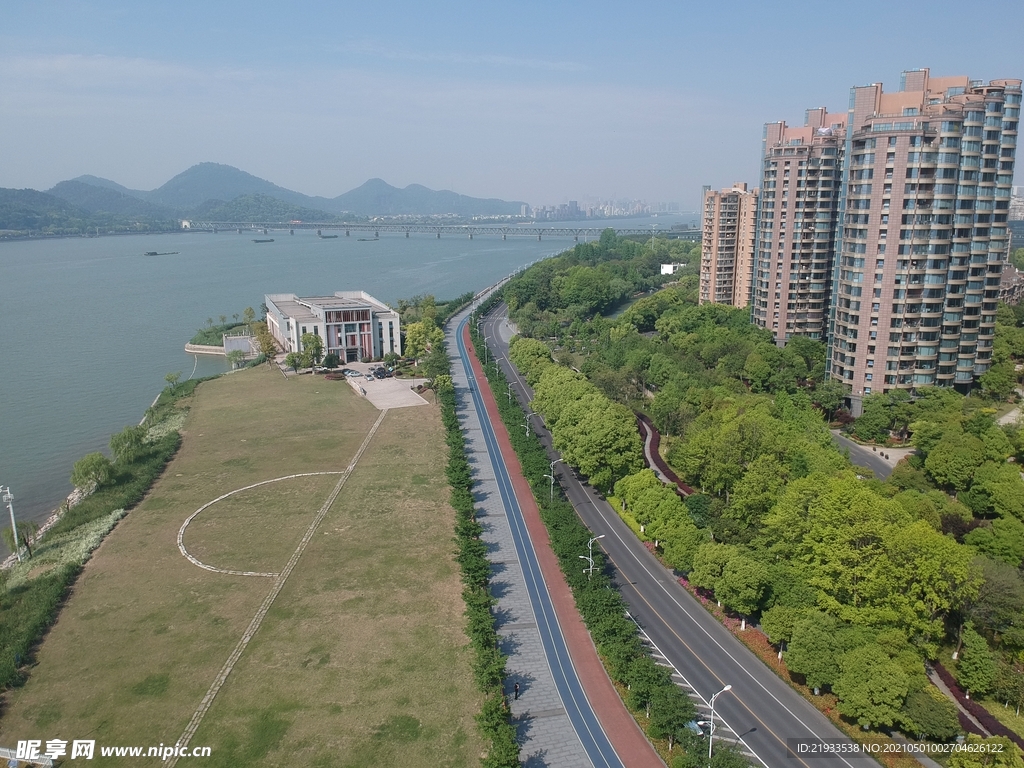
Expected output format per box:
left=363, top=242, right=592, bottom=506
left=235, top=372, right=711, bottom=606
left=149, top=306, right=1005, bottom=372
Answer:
left=830, top=432, right=896, bottom=480
left=480, top=308, right=883, bottom=768
left=455, top=314, right=624, bottom=768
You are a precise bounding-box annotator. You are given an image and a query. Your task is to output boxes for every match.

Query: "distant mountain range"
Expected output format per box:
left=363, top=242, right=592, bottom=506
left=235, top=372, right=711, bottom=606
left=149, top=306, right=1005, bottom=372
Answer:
left=68, top=163, right=525, bottom=217
left=0, top=163, right=527, bottom=234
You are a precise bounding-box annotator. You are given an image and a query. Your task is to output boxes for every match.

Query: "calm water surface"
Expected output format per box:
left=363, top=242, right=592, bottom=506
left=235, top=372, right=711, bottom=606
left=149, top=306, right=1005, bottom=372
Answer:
left=0, top=217, right=689, bottom=525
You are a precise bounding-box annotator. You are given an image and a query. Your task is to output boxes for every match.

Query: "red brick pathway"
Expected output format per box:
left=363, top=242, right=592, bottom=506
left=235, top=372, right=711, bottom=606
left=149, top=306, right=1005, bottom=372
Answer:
left=464, top=326, right=665, bottom=768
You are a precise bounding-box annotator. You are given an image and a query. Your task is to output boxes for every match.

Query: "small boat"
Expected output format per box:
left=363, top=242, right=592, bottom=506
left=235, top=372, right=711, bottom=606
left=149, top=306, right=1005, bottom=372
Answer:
left=357, top=237, right=378, bottom=242
left=318, top=234, right=339, bottom=239
left=252, top=238, right=275, bottom=243
left=143, top=251, right=179, bottom=256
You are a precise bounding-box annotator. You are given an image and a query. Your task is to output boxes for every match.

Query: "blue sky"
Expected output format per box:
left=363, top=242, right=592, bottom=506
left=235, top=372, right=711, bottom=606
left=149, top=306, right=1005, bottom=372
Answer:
left=2, top=0, right=1022, bottom=208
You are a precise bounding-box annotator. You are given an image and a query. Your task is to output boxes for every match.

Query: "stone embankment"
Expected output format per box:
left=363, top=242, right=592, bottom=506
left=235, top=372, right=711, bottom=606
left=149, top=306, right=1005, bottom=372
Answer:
left=184, top=343, right=225, bottom=355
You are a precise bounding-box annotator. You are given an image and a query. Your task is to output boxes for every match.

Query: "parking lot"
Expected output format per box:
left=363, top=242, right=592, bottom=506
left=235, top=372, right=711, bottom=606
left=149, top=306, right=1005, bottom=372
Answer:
left=336, top=362, right=431, bottom=409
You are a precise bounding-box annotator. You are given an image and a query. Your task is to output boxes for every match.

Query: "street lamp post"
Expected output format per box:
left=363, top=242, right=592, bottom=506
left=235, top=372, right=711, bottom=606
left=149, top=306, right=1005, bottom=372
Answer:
left=578, top=534, right=605, bottom=579
left=708, top=684, right=733, bottom=761
left=523, top=412, right=536, bottom=437
left=476, top=320, right=489, bottom=365
left=506, top=382, right=514, bottom=404
left=543, top=459, right=563, bottom=504
left=1, top=486, right=21, bottom=563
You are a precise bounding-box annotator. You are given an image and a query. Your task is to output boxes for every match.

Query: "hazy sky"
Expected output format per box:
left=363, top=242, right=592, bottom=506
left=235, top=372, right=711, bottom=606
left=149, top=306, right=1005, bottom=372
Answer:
left=2, top=0, right=1022, bottom=209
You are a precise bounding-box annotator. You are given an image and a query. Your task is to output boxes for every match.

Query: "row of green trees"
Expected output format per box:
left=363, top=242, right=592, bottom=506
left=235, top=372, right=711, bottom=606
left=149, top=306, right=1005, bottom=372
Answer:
left=504, top=231, right=696, bottom=338
left=436, top=337, right=519, bottom=768
left=473, top=306, right=748, bottom=767
left=497, top=244, right=1024, bottom=745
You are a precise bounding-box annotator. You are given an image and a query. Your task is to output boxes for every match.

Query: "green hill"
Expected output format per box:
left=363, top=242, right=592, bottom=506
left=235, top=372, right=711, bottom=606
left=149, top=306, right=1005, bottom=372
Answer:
left=189, top=194, right=343, bottom=223
left=48, top=180, right=178, bottom=219
left=333, top=178, right=524, bottom=216
left=0, top=188, right=93, bottom=232
left=148, top=163, right=336, bottom=211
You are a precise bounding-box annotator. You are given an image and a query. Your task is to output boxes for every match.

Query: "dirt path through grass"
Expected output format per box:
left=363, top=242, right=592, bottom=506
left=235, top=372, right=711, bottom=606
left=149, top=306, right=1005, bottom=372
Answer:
left=166, top=409, right=387, bottom=765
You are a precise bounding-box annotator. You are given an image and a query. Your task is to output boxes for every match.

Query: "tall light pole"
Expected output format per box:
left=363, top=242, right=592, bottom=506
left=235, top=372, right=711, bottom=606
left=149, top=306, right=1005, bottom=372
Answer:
left=506, top=382, right=515, bottom=404
left=578, top=534, right=605, bottom=579
left=523, top=412, right=536, bottom=437
left=1, top=486, right=21, bottom=563
left=476, top=319, right=489, bottom=365
left=708, top=684, right=733, bottom=761
left=543, top=459, right=563, bottom=504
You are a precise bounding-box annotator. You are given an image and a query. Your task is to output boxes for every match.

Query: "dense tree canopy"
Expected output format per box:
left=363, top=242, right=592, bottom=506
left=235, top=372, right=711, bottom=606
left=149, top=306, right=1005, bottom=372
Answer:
left=499, top=235, right=1024, bottom=744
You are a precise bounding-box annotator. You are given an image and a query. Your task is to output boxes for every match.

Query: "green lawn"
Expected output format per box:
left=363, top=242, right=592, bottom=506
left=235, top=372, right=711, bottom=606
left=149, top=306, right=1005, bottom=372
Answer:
left=980, top=699, right=1024, bottom=740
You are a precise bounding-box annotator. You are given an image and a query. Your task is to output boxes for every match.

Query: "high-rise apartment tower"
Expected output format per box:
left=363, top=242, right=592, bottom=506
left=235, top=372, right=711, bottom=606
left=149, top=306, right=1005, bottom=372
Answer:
left=829, top=70, right=1020, bottom=412
left=752, top=108, right=847, bottom=341
left=699, top=183, right=759, bottom=307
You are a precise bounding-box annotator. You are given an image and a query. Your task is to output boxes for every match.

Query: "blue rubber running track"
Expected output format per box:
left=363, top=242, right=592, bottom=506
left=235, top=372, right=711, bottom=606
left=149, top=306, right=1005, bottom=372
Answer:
left=455, top=315, right=624, bottom=768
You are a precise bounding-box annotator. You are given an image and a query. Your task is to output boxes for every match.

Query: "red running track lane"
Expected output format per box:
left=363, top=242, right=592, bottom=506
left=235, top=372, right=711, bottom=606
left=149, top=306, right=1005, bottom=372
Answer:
left=464, top=325, right=666, bottom=768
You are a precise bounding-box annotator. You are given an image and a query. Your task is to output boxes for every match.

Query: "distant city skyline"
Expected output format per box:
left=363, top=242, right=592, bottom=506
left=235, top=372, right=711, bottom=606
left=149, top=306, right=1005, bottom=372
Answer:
left=1, top=0, right=1021, bottom=208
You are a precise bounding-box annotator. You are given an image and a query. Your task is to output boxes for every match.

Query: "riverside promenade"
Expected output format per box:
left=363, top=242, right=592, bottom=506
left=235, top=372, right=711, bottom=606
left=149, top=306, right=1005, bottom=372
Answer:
left=448, top=308, right=664, bottom=768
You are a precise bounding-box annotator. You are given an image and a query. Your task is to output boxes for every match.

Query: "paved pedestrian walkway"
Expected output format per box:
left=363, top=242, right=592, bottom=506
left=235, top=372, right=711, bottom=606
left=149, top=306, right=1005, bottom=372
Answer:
left=446, top=318, right=594, bottom=768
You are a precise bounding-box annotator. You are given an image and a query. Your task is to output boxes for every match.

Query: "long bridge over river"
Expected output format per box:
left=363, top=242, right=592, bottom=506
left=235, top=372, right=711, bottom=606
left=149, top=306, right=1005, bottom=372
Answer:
left=189, top=221, right=701, bottom=242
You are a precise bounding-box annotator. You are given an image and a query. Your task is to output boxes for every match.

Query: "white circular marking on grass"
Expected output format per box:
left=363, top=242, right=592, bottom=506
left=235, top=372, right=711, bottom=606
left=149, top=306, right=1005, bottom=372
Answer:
left=177, top=472, right=345, bottom=577
left=166, top=408, right=389, bottom=766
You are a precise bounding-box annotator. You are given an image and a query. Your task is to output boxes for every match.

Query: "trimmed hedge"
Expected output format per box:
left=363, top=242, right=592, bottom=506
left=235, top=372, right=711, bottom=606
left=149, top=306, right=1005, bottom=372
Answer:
left=437, top=336, right=520, bottom=767
left=934, top=662, right=1024, bottom=749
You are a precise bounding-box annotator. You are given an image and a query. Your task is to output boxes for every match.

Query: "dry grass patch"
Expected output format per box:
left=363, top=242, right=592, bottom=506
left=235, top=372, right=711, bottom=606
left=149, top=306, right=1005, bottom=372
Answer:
left=0, top=366, right=379, bottom=755
left=189, top=405, right=483, bottom=768
left=182, top=474, right=341, bottom=574
left=0, top=368, right=482, bottom=768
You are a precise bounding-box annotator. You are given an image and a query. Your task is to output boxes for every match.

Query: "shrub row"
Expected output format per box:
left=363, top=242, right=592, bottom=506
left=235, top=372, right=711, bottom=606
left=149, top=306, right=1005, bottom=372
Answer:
left=48, top=431, right=181, bottom=537
left=0, top=563, right=82, bottom=689
left=468, top=317, right=705, bottom=757
left=437, top=339, right=519, bottom=768
left=434, top=291, right=476, bottom=327
left=934, top=662, right=1024, bottom=749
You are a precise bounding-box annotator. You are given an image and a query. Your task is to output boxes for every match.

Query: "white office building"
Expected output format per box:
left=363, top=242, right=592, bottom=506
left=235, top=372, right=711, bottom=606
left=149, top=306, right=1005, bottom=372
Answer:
left=265, top=291, right=402, bottom=362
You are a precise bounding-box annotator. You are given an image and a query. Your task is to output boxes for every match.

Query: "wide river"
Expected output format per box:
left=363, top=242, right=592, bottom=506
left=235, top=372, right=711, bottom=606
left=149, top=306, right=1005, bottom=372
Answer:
left=0, top=217, right=690, bottom=527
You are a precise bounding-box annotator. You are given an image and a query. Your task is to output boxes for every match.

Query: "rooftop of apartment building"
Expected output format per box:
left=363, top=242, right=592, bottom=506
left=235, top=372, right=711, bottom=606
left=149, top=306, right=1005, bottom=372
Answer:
left=764, top=106, right=847, bottom=147
left=849, top=68, right=1022, bottom=128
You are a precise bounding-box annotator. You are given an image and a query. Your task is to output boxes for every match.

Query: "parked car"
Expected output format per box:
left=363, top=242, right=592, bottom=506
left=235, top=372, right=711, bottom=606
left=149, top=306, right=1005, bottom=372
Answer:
left=365, top=374, right=374, bottom=381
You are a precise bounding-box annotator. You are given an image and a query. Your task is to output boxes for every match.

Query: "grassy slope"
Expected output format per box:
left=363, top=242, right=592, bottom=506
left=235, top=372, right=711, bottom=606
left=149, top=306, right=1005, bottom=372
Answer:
left=0, top=366, right=482, bottom=767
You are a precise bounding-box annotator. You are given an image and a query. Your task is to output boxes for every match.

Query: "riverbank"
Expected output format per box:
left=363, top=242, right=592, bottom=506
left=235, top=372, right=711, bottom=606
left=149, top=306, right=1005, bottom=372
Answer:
left=0, top=228, right=205, bottom=243
left=184, top=343, right=227, bottom=355
left=0, top=376, right=196, bottom=691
